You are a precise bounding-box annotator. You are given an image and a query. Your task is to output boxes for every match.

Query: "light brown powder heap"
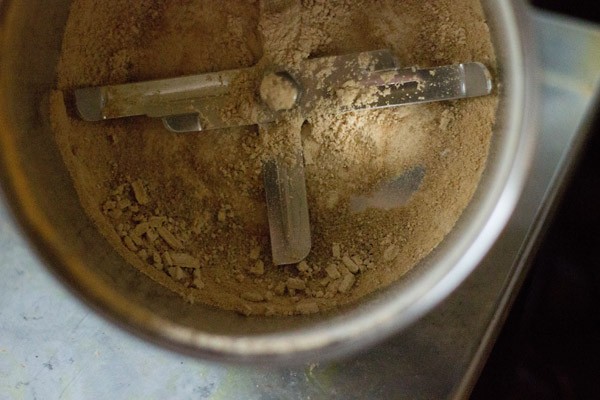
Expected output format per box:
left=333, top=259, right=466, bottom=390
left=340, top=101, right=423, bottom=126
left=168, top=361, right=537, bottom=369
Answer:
left=49, top=0, right=498, bottom=316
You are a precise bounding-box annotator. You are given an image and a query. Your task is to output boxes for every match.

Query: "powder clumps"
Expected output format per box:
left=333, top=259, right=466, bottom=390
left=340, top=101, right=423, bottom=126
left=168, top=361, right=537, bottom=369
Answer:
left=50, top=0, right=498, bottom=316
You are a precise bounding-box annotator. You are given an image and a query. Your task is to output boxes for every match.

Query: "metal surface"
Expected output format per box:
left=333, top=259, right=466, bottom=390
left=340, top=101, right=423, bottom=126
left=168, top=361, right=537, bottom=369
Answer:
left=74, top=53, right=490, bottom=267
left=1, top=9, right=599, bottom=400
left=262, top=131, right=311, bottom=265
left=350, top=165, right=426, bottom=213
left=0, top=0, right=534, bottom=363
left=74, top=49, right=394, bottom=130
left=74, top=56, right=492, bottom=132
left=342, top=62, right=493, bottom=112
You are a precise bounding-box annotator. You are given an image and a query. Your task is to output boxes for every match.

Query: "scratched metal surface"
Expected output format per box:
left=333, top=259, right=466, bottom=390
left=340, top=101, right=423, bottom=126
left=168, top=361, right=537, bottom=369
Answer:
left=1, top=12, right=599, bottom=400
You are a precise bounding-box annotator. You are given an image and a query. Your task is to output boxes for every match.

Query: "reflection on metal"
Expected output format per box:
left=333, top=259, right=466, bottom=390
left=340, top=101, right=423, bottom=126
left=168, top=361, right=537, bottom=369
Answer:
left=350, top=165, right=425, bottom=212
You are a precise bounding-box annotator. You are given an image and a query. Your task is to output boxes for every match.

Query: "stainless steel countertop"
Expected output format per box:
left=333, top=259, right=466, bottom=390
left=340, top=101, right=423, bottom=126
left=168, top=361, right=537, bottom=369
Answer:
left=1, top=10, right=599, bottom=400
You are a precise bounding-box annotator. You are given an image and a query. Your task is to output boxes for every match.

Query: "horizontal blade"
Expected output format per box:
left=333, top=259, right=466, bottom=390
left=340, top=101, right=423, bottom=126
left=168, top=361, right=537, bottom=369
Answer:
left=293, top=49, right=398, bottom=111
left=74, top=68, right=276, bottom=132
left=73, top=50, right=399, bottom=132
left=74, top=56, right=492, bottom=132
left=75, top=69, right=238, bottom=120
left=337, top=62, right=493, bottom=112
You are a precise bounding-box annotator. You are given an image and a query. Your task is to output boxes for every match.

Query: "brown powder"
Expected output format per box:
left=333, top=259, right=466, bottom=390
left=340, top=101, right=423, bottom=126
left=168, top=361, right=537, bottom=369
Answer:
left=49, top=0, right=497, bottom=316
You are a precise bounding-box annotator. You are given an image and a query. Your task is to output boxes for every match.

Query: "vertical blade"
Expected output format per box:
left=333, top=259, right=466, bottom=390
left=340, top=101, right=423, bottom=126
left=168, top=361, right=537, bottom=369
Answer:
left=263, top=150, right=311, bottom=266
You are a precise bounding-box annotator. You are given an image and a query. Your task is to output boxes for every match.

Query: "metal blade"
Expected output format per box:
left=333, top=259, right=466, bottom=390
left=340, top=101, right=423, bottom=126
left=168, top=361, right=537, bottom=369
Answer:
left=349, top=165, right=426, bottom=212
left=338, top=62, right=493, bottom=112
left=72, top=51, right=493, bottom=268
left=293, top=49, right=398, bottom=112
left=73, top=49, right=399, bottom=132
left=262, top=127, right=311, bottom=265
left=74, top=68, right=276, bottom=132
left=74, top=56, right=491, bottom=132
left=75, top=69, right=239, bottom=120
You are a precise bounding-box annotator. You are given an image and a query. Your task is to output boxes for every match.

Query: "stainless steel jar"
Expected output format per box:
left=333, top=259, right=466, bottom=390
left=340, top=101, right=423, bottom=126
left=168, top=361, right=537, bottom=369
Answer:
left=0, top=0, right=537, bottom=363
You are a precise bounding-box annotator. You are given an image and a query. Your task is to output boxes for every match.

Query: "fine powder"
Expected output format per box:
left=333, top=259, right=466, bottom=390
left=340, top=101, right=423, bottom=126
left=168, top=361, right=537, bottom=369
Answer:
left=50, top=0, right=498, bottom=316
